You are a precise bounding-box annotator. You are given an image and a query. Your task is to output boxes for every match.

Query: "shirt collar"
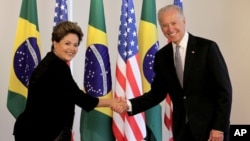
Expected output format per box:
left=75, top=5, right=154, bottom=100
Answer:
left=172, top=32, right=189, bottom=49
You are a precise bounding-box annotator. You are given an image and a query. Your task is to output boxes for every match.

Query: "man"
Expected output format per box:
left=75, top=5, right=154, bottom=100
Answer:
left=116, top=4, right=232, bottom=141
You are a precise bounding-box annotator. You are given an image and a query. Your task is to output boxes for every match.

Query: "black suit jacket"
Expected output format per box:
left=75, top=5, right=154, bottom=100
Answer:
left=129, top=34, right=232, bottom=141
left=14, top=52, right=99, bottom=141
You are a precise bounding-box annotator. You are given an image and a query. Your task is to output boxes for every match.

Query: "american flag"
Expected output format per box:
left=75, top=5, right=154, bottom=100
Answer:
left=53, top=0, right=68, bottom=26
left=112, top=0, right=146, bottom=140
left=164, top=94, right=173, bottom=141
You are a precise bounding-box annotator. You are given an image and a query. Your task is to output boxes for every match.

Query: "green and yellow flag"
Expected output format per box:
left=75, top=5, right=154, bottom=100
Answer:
left=80, top=0, right=114, bottom=140
left=7, top=0, right=41, bottom=118
left=138, top=0, right=162, bottom=141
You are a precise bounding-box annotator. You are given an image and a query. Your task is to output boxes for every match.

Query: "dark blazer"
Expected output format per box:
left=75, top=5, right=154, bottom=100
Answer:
left=13, top=52, right=99, bottom=141
left=129, top=34, right=232, bottom=141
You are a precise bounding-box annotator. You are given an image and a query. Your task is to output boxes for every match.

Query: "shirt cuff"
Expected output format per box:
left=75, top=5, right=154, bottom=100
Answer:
left=127, top=100, right=132, bottom=112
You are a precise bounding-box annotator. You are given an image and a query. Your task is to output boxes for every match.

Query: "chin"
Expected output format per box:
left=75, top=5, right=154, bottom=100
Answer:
left=63, top=58, right=72, bottom=62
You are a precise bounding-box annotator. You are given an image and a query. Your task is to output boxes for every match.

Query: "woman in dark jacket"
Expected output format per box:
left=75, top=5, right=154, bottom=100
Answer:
left=13, top=21, right=123, bottom=141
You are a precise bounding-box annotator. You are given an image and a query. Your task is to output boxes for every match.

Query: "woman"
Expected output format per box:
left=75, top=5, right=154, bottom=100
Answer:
left=13, top=21, right=123, bottom=141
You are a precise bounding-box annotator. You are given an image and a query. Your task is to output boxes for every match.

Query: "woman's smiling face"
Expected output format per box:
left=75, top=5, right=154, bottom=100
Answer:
left=53, top=33, right=79, bottom=62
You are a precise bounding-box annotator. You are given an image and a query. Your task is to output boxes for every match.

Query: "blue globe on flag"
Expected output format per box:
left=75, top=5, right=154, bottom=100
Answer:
left=13, top=37, right=41, bottom=87
left=143, top=42, right=158, bottom=83
left=84, top=44, right=112, bottom=97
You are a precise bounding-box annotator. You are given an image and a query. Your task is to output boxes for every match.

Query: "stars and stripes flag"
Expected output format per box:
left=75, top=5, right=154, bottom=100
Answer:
left=7, top=0, right=41, bottom=118
left=112, top=0, right=146, bottom=140
left=164, top=94, right=174, bottom=141
left=80, top=0, right=114, bottom=140
left=138, top=0, right=162, bottom=141
left=53, top=0, right=68, bottom=26
left=163, top=1, right=183, bottom=141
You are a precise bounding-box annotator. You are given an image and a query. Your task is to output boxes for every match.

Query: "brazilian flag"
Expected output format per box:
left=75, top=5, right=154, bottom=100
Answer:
left=80, top=0, right=114, bottom=140
left=138, top=0, right=162, bottom=141
left=7, top=0, right=41, bottom=118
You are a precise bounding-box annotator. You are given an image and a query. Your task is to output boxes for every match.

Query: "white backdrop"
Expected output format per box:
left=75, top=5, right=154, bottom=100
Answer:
left=1, top=0, right=250, bottom=140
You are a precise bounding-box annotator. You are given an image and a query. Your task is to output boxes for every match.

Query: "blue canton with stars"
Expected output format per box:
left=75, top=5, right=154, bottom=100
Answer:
left=84, top=44, right=112, bottom=97
left=174, top=0, right=183, bottom=10
left=118, top=0, right=139, bottom=62
left=54, top=0, right=68, bottom=26
left=14, top=37, right=41, bottom=87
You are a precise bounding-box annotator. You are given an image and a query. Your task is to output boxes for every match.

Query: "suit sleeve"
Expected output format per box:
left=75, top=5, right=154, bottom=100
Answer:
left=208, top=41, right=232, bottom=131
left=128, top=52, right=168, bottom=115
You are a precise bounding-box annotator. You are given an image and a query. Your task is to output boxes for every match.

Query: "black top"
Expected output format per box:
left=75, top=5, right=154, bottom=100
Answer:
left=14, top=52, right=99, bottom=140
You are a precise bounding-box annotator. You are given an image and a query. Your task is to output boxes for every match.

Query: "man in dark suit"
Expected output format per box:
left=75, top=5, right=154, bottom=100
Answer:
left=116, top=4, right=232, bottom=141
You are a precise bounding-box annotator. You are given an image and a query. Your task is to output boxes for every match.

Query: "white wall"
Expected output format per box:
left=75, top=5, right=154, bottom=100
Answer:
left=1, top=0, right=250, bottom=140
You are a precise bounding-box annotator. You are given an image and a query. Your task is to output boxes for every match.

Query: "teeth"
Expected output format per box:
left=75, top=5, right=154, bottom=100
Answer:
left=169, top=32, right=176, bottom=36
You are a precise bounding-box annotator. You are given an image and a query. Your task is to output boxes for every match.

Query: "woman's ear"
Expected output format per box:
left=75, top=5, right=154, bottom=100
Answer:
left=53, top=41, right=57, bottom=48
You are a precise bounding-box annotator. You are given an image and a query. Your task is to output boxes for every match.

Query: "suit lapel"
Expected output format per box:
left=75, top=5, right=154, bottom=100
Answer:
left=183, top=34, right=198, bottom=87
left=164, top=44, right=182, bottom=88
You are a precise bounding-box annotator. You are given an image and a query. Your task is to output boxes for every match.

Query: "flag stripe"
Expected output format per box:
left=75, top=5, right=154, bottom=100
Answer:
left=112, top=114, right=125, bottom=139
left=126, top=115, right=145, bottom=140
left=164, top=95, right=172, bottom=129
left=113, top=0, right=146, bottom=140
left=115, top=66, right=126, bottom=94
left=126, top=57, right=141, bottom=98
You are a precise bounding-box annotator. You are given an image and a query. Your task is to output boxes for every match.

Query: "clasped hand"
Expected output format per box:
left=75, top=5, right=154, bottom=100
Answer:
left=111, top=97, right=128, bottom=114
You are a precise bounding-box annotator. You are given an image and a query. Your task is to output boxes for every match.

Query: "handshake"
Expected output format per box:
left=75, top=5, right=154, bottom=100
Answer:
left=110, top=97, right=129, bottom=114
